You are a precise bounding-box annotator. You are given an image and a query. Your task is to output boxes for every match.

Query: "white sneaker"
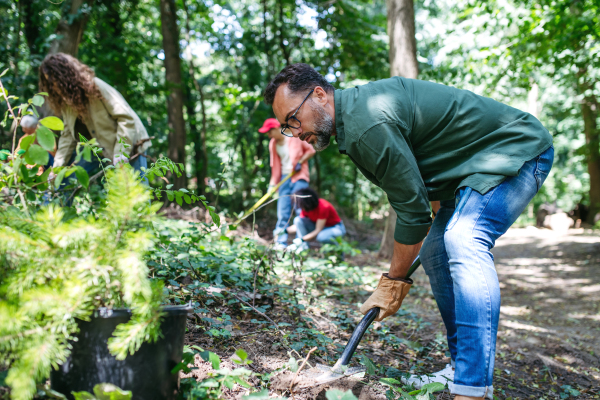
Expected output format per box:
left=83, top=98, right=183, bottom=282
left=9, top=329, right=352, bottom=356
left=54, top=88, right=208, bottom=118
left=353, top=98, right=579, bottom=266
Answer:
left=401, top=363, right=454, bottom=389
left=402, top=365, right=493, bottom=399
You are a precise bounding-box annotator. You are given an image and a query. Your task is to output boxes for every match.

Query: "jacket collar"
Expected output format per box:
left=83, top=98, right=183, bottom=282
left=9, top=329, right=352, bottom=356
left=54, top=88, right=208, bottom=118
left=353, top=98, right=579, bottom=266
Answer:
left=334, top=89, right=346, bottom=155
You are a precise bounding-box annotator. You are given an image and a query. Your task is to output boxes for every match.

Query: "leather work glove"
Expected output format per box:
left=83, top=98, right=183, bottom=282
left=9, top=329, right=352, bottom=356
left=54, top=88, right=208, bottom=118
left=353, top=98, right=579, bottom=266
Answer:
left=294, top=162, right=302, bottom=172
left=360, top=273, right=413, bottom=321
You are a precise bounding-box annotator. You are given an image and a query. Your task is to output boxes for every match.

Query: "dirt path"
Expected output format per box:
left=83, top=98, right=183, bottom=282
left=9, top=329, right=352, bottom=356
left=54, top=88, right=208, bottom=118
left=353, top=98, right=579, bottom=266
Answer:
left=186, top=227, right=600, bottom=399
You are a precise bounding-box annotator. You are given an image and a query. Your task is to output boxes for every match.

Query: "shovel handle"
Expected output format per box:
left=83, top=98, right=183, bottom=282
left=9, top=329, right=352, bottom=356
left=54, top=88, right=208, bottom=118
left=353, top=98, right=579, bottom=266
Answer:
left=337, top=256, right=422, bottom=367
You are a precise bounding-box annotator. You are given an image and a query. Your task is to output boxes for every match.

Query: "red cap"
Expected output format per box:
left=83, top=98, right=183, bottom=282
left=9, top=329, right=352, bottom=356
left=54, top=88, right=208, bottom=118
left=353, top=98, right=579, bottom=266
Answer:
left=258, top=118, right=281, bottom=133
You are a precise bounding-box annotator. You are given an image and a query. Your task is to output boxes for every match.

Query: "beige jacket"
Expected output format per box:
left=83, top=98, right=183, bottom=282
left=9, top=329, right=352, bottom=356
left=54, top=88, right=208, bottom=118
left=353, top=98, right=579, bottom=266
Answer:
left=53, top=78, right=151, bottom=167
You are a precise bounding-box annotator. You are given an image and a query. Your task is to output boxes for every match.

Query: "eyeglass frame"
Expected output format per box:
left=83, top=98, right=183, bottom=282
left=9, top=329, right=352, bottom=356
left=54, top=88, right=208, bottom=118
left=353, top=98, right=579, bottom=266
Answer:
left=280, top=88, right=315, bottom=137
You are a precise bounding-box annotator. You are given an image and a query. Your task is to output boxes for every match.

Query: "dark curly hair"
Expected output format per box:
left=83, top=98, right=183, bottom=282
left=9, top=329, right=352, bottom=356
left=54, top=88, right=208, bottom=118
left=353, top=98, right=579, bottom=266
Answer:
left=39, top=53, right=102, bottom=118
left=264, top=63, right=334, bottom=105
left=294, top=187, right=320, bottom=212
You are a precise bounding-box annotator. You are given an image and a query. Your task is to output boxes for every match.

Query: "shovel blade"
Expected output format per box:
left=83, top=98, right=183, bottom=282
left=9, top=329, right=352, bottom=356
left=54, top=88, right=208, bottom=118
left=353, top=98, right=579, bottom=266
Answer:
left=297, top=364, right=366, bottom=388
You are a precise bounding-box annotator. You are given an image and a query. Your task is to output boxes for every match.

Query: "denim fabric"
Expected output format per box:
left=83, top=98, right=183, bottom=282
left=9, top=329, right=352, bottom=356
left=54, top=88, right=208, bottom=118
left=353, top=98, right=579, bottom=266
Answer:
left=274, top=177, right=309, bottom=244
left=293, top=216, right=346, bottom=244
left=130, top=154, right=148, bottom=185
left=420, top=146, right=553, bottom=398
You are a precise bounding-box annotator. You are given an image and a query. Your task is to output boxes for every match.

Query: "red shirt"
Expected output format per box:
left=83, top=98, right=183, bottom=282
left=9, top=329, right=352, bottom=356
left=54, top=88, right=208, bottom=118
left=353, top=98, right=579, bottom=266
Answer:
left=300, top=199, right=342, bottom=227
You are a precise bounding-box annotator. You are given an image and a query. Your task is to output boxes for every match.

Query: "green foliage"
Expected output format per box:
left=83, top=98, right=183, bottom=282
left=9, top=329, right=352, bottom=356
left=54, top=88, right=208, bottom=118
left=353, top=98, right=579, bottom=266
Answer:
left=72, top=383, right=132, bottom=400
left=0, top=84, right=98, bottom=209
left=0, top=168, right=164, bottom=400
left=179, top=347, right=254, bottom=400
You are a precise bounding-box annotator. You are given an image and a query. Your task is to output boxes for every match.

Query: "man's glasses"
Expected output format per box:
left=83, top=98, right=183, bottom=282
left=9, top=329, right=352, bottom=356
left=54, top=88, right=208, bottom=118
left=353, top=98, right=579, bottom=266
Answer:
left=281, top=89, right=314, bottom=137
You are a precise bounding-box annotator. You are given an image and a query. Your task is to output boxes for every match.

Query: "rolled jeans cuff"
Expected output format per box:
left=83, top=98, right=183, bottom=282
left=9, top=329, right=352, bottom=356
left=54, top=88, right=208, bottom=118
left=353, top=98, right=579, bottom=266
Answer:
left=450, top=383, right=494, bottom=399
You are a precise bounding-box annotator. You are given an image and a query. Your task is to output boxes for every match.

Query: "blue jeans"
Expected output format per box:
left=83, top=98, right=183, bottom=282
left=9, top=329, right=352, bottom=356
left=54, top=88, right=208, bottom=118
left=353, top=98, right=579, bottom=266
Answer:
left=420, top=146, right=553, bottom=398
left=294, top=216, right=346, bottom=244
left=274, top=177, right=309, bottom=244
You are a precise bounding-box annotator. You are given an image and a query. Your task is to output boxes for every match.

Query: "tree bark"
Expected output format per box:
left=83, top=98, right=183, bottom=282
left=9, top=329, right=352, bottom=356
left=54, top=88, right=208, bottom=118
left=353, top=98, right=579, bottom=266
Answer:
left=379, top=0, right=419, bottom=259
left=160, top=0, right=187, bottom=189
left=50, top=0, right=94, bottom=56
left=579, top=80, right=600, bottom=224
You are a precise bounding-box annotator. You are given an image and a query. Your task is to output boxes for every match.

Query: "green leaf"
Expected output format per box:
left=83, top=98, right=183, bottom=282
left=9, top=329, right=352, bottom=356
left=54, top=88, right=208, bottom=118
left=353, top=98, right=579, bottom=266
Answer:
left=31, top=95, right=45, bottom=106
left=200, top=351, right=221, bottom=370
left=83, top=146, right=92, bottom=162
left=19, top=134, right=35, bottom=151
left=93, top=383, right=132, bottom=400
left=422, top=382, right=446, bottom=393
left=166, top=190, right=175, bottom=201
left=40, top=116, right=64, bottom=130
left=184, top=194, right=191, bottom=204
left=379, top=377, right=402, bottom=386
left=55, top=168, right=67, bottom=189
left=166, top=184, right=173, bottom=189
left=175, top=192, right=183, bottom=206
left=325, top=389, right=358, bottom=400
left=288, top=357, right=299, bottom=372
left=362, top=355, right=377, bottom=375
left=36, top=125, right=56, bottom=151
left=24, top=144, right=49, bottom=166
left=72, top=391, right=96, bottom=400
left=179, top=188, right=189, bottom=193
left=208, top=206, right=220, bottom=226
left=0, top=68, right=8, bottom=78
left=75, top=166, right=90, bottom=189
left=45, top=389, right=68, bottom=399
left=242, top=389, right=269, bottom=399
left=234, top=348, right=251, bottom=365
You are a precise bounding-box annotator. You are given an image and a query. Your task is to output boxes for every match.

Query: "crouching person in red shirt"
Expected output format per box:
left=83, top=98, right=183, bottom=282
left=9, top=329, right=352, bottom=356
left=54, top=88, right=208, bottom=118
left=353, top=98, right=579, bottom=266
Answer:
left=287, top=188, right=346, bottom=251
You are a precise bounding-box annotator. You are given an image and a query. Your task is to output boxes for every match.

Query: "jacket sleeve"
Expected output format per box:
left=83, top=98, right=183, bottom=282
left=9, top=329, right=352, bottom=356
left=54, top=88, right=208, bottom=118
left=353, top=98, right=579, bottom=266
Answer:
left=52, top=109, right=77, bottom=168
left=96, top=79, right=137, bottom=160
left=357, top=123, right=431, bottom=245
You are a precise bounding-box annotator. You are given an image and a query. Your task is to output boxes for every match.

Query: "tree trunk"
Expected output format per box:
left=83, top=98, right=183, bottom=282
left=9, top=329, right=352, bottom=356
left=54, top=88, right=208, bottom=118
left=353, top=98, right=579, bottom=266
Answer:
left=580, top=86, right=600, bottom=224
left=379, top=0, right=419, bottom=258
left=50, top=0, right=94, bottom=56
left=160, top=0, right=187, bottom=189
left=182, top=0, right=208, bottom=195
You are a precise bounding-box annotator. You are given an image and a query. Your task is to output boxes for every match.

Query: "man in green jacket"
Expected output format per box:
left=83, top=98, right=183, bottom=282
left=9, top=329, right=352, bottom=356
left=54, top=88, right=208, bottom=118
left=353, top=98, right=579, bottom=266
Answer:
left=264, top=64, right=553, bottom=400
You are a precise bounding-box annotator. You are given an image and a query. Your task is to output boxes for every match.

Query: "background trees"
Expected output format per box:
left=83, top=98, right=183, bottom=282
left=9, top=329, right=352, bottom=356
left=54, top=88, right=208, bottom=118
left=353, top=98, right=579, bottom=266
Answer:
left=1, top=0, right=598, bottom=247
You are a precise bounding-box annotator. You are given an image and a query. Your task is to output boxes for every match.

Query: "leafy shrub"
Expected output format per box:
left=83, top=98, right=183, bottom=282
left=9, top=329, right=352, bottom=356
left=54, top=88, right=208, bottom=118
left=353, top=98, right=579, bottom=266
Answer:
left=0, top=168, right=164, bottom=400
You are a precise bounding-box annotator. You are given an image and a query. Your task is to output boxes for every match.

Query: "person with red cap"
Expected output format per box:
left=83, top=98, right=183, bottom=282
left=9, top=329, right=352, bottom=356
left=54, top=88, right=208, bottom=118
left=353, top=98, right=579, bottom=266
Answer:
left=258, top=117, right=316, bottom=248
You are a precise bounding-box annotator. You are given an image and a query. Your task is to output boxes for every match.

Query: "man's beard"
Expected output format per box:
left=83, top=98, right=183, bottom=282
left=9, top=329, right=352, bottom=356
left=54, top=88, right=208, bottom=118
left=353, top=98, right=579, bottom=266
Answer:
left=306, top=103, right=334, bottom=151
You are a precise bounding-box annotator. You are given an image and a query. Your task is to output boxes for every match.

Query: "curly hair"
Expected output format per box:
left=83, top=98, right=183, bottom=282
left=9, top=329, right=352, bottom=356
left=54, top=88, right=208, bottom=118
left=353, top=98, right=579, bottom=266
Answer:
left=39, top=53, right=102, bottom=118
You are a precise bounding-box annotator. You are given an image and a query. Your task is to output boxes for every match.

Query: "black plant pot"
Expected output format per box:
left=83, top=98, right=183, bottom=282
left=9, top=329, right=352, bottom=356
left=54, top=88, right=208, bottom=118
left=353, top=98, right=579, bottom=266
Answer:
left=51, top=305, right=191, bottom=400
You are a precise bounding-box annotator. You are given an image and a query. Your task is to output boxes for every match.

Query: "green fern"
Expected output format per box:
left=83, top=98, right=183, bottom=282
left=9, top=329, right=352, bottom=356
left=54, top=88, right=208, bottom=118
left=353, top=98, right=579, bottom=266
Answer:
left=0, top=167, right=164, bottom=400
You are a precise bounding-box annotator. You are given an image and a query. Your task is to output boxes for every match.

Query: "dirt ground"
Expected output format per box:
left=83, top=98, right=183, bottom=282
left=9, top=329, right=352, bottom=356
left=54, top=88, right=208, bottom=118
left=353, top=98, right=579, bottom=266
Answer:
left=185, top=227, right=600, bottom=399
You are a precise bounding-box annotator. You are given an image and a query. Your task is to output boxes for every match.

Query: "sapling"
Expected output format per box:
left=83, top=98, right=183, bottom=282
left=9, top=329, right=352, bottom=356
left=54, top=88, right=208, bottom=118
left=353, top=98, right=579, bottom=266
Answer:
left=0, top=168, right=164, bottom=400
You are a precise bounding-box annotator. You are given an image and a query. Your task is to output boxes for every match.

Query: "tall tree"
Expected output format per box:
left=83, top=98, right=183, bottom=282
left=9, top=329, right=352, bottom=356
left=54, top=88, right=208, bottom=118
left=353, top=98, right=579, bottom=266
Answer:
left=50, top=0, right=94, bottom=56
left=160, top=0, right=187, bottom=189
left=379, top=0, right=419, bottom=258
left=499, top=0, right=600, bottom=223
left=182, top=0, right=208, bottom=195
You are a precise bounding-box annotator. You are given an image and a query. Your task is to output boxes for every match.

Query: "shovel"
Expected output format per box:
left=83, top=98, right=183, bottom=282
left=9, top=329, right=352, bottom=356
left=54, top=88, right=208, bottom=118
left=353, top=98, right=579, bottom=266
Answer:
left=297, top=256, right=422, bottom=388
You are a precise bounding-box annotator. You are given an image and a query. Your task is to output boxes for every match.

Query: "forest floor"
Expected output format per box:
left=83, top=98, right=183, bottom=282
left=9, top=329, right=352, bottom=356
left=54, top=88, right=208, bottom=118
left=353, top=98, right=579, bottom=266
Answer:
left=183, top=224, right=600, bottom=399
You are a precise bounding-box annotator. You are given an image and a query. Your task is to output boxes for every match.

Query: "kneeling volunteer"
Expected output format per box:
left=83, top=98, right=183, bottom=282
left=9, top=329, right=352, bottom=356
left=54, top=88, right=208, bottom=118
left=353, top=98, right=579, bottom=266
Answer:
left=287, top=188, right=346, bottom=250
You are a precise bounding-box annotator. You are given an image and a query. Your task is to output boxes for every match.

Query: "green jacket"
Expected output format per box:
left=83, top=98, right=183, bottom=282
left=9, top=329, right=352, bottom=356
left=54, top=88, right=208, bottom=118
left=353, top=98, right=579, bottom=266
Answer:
left=334, top=77, right=553, bottom=245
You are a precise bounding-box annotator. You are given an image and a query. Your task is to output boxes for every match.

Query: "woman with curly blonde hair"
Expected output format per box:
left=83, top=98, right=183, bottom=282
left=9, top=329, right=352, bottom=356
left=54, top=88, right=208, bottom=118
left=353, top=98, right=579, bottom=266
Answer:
left=39, top=53, right=151, bottom=174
